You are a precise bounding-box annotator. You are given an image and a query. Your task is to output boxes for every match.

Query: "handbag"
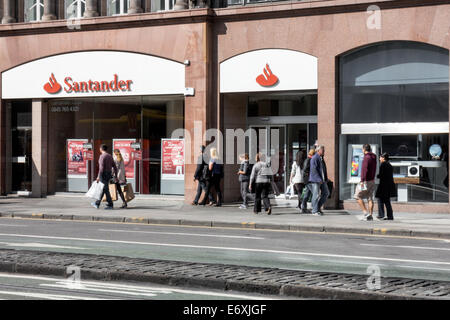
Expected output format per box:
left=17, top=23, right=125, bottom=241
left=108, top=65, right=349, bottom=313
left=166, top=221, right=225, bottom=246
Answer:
left=122, top=183, right=135, bottom=202
left=285, top=184, right=294, bottom=199
left=327, top=180, right=334, bottom=199
left=102, top=182, right=118, bottom=202
left=85, top=181, right=105, bottom=201
left=301, top=185, right=312, bottom=202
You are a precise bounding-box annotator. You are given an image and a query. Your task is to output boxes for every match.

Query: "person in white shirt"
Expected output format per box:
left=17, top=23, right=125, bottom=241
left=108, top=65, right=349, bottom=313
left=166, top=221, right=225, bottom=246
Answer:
left=290, top=150, right=306, bottom=213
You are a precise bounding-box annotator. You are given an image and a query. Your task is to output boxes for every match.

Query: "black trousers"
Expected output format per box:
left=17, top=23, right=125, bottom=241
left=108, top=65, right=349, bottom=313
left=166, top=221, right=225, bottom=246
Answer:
left=193, top=180, right=214, bottom=204
left=95, top=171, right=113, bottom=207
left=377, top=197, right=393, bottom=219
left=200, top=176, right=223, bottom=205
left=116, top=182, right=126, bottom=203
left=293, top=183, right=305, bottom=208
left=254, top=182, right=271, bottom=213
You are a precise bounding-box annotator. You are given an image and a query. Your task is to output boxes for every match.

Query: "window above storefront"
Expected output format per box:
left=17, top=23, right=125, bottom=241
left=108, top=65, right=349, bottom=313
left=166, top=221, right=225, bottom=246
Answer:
left=339, top=41, right=449, bottom=124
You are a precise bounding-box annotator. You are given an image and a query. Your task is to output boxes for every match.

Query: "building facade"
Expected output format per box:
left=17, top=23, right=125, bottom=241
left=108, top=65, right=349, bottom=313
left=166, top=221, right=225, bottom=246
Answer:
left=0, top=0, right=449, bottom=213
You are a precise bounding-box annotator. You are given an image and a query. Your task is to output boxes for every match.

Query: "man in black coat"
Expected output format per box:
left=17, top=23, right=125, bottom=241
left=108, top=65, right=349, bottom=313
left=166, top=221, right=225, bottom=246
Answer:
left=192, top=145, right=214, bottom=205
left=375, top=153, right=397, bottom=220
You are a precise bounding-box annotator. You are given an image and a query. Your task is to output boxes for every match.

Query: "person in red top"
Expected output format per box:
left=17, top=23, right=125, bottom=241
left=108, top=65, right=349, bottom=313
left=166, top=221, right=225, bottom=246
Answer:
left=91, top=144, right=118, bottom=210
left=354, top=144, right=377, bottom=220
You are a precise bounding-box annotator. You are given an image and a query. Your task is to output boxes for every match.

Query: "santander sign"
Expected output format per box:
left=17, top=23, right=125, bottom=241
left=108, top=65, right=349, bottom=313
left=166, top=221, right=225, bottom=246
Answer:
left=43, top=73, right=133, bottom=94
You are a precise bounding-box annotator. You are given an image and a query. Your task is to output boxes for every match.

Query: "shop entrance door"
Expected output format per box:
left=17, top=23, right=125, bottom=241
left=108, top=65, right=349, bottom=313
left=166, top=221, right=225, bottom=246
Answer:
left=250, top=125, right=286, bottom=194
left=249, top=123, right=317, bottom=197
left=11, top=103, right=32, bottom=194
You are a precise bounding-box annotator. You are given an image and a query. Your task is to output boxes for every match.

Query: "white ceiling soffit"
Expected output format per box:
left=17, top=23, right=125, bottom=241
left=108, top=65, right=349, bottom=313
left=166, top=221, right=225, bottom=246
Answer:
left=341, top=122, right=450, bottom=134
left=2, top=51, right=186, bottom=99
left=220, top=49, right=318, bottom=93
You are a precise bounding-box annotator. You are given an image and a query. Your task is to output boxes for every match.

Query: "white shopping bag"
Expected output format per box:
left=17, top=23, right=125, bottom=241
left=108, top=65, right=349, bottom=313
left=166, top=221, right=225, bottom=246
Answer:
left=85, top=181, right=105, bottom=201
left=285, top=184, right=295, bottom=199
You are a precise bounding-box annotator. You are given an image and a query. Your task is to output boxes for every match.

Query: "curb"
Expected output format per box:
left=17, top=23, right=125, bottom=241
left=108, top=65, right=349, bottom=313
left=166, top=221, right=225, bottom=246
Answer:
left=1, top=212, right=449, bottom=240
left=0, top=260, right=427, bottom=300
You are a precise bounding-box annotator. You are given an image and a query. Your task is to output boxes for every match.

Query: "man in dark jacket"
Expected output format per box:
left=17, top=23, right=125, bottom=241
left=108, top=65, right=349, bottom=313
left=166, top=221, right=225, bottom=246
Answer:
left=354, top=144, right=377, bottom=220
left=92, top=144, right=118, bottom=210
left=375, top=153, right=397, bottom=220
left=192, top=145, right=214, bottom=205
left=309, top=145, right=329, bottom=215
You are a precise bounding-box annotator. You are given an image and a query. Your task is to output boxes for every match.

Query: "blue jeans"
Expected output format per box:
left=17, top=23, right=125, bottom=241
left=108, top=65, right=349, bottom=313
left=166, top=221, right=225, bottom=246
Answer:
left=301, top=183, right=312, bottom=209
left=310, top=182, right=329, bottom=213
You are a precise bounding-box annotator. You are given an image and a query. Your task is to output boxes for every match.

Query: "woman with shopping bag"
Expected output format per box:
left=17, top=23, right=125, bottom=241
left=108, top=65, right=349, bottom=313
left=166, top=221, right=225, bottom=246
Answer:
left=113, top=149, right=128, bottom=209
left=290, top=150, right=306, bottom=213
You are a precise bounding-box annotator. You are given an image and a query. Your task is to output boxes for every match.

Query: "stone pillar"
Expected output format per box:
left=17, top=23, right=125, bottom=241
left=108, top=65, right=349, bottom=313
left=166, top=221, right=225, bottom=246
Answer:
left=2, top=0, right=16, bottom=24
left=128, top=0, right=143, bottom=14
left=42, top=0, right=57, bottom=21
left=32, top=100, right=48, bottom=198
left=84, top=0, right=99, bottom=17
left=318, top=56, right=339, bottom=209
left=174, top=0, right=188, bottom=10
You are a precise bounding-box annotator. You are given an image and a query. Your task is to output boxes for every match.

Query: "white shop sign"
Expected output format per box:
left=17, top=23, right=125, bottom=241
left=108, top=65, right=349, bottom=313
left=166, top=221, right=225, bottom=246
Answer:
left=2, top=51, right=186, bottom=99
left=220, top=49, right=318, bottom=93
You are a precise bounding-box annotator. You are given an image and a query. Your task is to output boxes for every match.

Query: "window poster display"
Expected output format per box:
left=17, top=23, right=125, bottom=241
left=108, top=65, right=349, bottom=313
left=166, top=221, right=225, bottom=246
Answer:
left=67, top=139, right=88, bottom=178
left=113, top=139, right=136, bottom=179
left=347, top=144, right=378, bottom=183
left=161, top=139, right=185, bottom=181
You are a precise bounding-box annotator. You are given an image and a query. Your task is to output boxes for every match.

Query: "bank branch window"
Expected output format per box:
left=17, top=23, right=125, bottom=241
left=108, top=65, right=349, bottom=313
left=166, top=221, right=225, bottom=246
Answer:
left=25, top=0, right=44, bottom=22
left=339, top=41, right=449, bottom=203
left=48, top=96, right=184, bottom=195
left=107, top=0, right=129, bottom=16
left=65, top=0, right=86, bottom=19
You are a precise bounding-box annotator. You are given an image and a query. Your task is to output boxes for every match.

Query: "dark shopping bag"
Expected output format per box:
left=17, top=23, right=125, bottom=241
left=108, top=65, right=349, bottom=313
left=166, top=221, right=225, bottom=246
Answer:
left=327, top=180, right=334, bottom=199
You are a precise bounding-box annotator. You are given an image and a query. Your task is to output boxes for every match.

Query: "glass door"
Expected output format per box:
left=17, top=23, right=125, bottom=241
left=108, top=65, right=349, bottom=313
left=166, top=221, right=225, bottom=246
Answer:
left=249, top=125, right=286, bottom=194
left=11, top=102, right=32, bottom=193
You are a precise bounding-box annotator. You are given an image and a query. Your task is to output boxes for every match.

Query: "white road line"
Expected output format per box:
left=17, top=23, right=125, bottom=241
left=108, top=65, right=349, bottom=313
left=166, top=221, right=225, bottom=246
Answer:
left=0, top=224, right=27, bottom=227
left=0, top=242, right=86, bottom=250
left=40, top=284, right=158, bottom=297
left=0, top=232, right=450, bottom=267
left=396, top=265, right=450, bottom=272
left=98, top=228, right=265, bottom=240
left=0, top=273, right=276, bottom=300
left=360, top=243, right=450, bottom=251
left=0, top=290, right=104, bottom=300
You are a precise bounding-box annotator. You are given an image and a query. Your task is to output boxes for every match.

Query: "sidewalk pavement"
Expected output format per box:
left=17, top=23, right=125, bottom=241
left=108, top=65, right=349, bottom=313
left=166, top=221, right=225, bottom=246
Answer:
left=1, top=195, right=450, bottom=239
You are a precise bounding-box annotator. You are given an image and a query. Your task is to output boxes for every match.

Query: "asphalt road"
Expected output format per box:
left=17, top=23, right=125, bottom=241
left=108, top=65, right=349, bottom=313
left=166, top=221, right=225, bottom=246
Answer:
left=0, top=217, right=449, bottom=282
left=0, top=272, right=284, bottom=300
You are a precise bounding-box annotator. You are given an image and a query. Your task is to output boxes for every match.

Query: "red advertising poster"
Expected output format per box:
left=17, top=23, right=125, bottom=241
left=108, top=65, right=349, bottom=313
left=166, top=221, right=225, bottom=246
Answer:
left=161, top=139, right=184, bottom=180
left=113, top=139, right=136, bottom=179
left=67, top=139, right=88, bottom=178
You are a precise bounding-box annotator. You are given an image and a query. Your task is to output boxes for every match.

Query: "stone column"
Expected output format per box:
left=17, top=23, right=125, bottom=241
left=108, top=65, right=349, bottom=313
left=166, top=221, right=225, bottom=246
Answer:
left=42, top=0, right=57, bottom=21
left=174, top=0, right=188, bottom=10
left=84, top=0, right=99, bottom=17
left=2, top=0, right=16, bottom=24
left=31, top=100, right=48, bottom=198
left=128, top=0, right=143, bottom=14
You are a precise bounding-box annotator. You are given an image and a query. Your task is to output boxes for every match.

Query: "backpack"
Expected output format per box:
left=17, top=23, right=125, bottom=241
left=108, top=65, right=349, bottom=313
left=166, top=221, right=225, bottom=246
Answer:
left=260, top=160, right=274, bottom=177
left=245, top=163, right=253, bottom=176
left=212, top=162, right=224, bottom=178
left=202, top=165, right=211, bottom=181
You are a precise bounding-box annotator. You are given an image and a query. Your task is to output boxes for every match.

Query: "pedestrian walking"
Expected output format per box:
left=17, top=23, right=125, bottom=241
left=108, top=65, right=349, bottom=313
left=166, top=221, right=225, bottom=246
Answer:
left=192, top=145, right=214, bottom=205
left=300, top=148, right=316, bottom=213
left=249, top=153, right=273, bottom=215
left=290, top=150, right=306, bottom=213
left=199, top=148, right=223, bottom=207
left=237, top=153, right=253, bottom=209
left=113, top=149, right=128, bottom=209
left=375, top=153, right=397, bottom=220
left=91, top=144, right=118, bottom=210
left=309, top=145, right=329, bottom=216
left=354, top=144, right=377, bottom=221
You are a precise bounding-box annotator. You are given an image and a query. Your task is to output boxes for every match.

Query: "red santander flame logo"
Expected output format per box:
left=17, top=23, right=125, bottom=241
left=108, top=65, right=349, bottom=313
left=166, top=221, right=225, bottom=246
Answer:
left=43, top=73, right=62, bottom=94
left=256, top=63, right=279, bottom=87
